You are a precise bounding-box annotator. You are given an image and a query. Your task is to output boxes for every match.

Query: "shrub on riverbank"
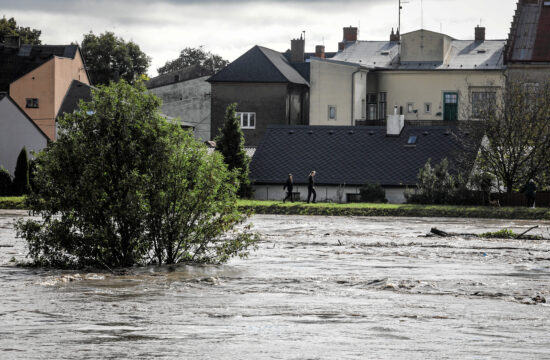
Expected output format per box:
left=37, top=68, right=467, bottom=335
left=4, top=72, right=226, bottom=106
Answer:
left=15, top=81, right=257, bottom=269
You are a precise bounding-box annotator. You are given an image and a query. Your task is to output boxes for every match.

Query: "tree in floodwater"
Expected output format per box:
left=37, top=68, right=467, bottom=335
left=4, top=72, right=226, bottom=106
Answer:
left=16, top=80, right=257, bottom=269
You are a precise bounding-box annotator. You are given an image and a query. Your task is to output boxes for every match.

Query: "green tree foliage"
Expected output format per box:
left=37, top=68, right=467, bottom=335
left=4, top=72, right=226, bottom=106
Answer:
left=215, top=103, right=252, bottom=198
left=81, top=31, right=150, bottom=85
left=16, top=81, right=257, bottom=269
left=406, top=158, right=480, bottom=205
left=12, top=147, right=30, bottom=196
left=359, top=183, right=387, bottom=203
left=0, top=166, right=12, bottom=196
left=157, top=46, right=229, bottom=75
left=462, top=78, right=550, bottom=193
left=0, top=16, right=41, bottom=44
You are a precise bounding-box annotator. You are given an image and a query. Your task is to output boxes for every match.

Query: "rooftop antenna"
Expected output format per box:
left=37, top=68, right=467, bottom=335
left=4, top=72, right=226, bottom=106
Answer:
left=421, top=0, right=424, bottom=30
left=398, top=0, right=409, bottom=63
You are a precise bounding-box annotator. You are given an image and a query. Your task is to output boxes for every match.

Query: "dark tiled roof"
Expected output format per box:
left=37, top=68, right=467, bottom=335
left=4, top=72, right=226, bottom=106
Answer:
left=0, top=44, right=79, bottom=92
left=208, top=46, right=308, bottom=85
left=56, top=80, right=93, bottom=118
left=507, top=1, right=550, bottom=62
left=250, top=125, right=479, bottom=186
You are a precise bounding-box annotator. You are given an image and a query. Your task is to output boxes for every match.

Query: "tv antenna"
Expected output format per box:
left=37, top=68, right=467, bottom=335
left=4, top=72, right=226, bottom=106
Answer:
left=398, top=0, right=409, bottom=63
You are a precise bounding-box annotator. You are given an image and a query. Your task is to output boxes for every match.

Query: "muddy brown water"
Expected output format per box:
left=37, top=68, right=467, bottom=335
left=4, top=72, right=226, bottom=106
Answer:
left=1, top=210, right=550, bottom=359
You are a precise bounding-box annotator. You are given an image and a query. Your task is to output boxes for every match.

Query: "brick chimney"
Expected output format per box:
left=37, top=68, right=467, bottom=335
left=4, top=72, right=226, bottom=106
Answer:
left=475, top=26, right=486, bottom=42
left=343, top=26, right=358, bottom=42
left=315, top=45, right=326, bottom=59
left=290, top=34, right=305, bottom=63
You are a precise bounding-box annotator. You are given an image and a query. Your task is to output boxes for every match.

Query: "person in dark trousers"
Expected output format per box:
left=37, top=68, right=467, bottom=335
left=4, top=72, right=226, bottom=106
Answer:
left=522, top=179, right=537, bottom=208
left=307, top=170, right=316, bottom=204
left=283, top=174, right=294, bottom=203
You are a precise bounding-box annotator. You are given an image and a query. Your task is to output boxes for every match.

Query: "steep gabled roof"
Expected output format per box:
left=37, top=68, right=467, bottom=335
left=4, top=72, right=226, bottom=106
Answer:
left=507, top=0, right=550, bottom=62
left=0, top=95, right=49, bottom=140
left=208, top=45, right=309, bottom=85
left=56, top=80, right=94, bottom=118
left=250, top=125, right=480, bottom=186
left=0, top=44, right=80, bottom=92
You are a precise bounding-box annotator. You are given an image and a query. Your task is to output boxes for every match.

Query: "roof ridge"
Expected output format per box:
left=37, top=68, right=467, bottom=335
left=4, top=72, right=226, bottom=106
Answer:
left=256, top=46, right=307, bottom=84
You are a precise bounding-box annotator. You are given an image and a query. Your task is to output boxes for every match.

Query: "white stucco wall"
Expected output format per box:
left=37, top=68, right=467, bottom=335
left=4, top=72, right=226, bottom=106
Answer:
left=149, top=76, right=211, bottom=141
left=252, top=184, right=407, bottom=204
left=377, top=70, right=504, bottom=121
left=309, top=59, right=362, bottom=126
left=0, top=97, right=48, bottom=176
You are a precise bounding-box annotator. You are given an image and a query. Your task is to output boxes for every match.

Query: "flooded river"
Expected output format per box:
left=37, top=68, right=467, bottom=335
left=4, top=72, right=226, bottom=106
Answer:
left=1, top=210, right=550, bottom=359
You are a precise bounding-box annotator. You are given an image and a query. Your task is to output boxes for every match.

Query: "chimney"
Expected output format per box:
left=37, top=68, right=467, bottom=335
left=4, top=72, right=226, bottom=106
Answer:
left=387, top=106, right=405, bottom=136
left=290, top=34, right=305, bottom=63
left=475, top=26, right=486, bottom=42
left=315, top=45, right=326, bottom=59
left=390, top=28, right=400, bottom=42
left=343, top=26, right=358, bottom=42
left=2, top=35, right=21, bottom=49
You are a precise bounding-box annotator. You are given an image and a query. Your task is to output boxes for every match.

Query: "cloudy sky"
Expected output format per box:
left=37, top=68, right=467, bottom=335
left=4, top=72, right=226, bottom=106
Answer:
left=1, top=0, right=517, bottom=76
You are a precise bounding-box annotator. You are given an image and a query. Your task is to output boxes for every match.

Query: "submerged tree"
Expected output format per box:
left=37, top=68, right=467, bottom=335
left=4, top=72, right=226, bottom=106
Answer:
left=16, top=81, right=257, bottom=269
left=215, top=103, right=252, bottom=198
left=461, top=78, right=550, bottom=193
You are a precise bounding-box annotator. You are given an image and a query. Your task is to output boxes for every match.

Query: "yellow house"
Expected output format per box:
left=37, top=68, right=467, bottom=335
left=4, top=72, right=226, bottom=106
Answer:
left=8, top=45, right=90, bottom=140
left=310, top=27, right=506, bottom=126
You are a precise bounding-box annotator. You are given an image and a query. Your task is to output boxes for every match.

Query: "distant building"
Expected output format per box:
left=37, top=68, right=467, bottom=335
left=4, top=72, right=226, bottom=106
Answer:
left=146, top=65, right=213, bottom=141
left=310, top=26, right=506, bottom=125
left=208, top=38, right=310, bottom=146
left=505, top=0, right=550, bottom=81
left=0, top=39, right=90, bottom=140
left=0, top=94, right=48, bottom=175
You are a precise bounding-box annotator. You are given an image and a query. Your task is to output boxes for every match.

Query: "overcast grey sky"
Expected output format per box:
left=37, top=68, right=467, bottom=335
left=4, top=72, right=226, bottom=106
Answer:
left=1, top=0, right=517, bottom=76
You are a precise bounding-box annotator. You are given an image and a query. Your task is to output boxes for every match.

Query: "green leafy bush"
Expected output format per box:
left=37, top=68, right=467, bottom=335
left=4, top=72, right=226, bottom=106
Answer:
left=16, top=80, right=257, bottom=269
left=359, top=183, right=387, bottom=203
left=0, top=166, right=12, bottom=196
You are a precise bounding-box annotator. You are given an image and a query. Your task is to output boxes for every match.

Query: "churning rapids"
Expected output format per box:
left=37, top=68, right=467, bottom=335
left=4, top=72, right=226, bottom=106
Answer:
left=1, top=210, right=550, bottom=359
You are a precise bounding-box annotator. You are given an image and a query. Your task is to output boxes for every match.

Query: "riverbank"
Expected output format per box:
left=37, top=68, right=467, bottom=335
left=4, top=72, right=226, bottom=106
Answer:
left=2, top=197, right=549, bottom=220
left=238, top=200, right=550, bottom=220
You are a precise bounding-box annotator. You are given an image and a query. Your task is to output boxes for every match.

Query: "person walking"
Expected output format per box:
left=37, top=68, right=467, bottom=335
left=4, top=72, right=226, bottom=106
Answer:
left=307, top=170, right=316, bottom=204
left=283, top=174, right=294, bottom=203
left=522, top=179, right=537, bottom=208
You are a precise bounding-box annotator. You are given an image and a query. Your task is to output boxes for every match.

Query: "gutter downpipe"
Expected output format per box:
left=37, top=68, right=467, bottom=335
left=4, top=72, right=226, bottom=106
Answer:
left=351, top=67, right=361, bottom=126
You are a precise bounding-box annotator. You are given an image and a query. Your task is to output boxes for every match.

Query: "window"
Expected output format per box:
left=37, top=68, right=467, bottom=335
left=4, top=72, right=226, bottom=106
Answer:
left=379, top=92, right=387, bottom=120
left=361, top=99, right=366, bottom=119
left=367, top=93, right=377, bottom=120
left=237, top=112, right=256, bottom=129
left=328, top=105, right=337, bottom=121
left=471, top=91, right=496, bottom=118
left=407, top=103, right=414, bottom=113
left=26, top=98, right=39, bottom=108
left=407, top=135, right=417, bottom=145
left=424, top=103, right=431, bottom=114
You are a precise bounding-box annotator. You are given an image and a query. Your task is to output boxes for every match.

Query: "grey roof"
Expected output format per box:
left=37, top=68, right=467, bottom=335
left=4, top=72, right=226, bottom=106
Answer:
left=250, top=125, right=479, bottom=186
left=331, top=39, right=505, bottom=70
left=56, top=80, right=93, bottom=118
left=208, top=46, right=308, bottom=85
left=146, top=64, right=214, bottom=89
left=506, top=1, right=550, bottom=62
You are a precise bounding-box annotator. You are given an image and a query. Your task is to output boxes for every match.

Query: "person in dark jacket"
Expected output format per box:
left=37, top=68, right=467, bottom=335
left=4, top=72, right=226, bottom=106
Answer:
left=283, top=174, right=294, bottom=203
left=522, top=179, right=537, bottom=208
left=307, top=170, right=316, bottom=204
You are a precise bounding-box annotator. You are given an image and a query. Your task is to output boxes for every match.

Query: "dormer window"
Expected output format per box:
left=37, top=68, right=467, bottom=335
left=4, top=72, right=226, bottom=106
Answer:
left=407, top=135, right=417, bottom=145
left=26, top=98, right=39, bottom=108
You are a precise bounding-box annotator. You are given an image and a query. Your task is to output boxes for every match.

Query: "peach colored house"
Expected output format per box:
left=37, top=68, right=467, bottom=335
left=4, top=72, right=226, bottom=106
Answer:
left=9, top=46, right=89, bottom=140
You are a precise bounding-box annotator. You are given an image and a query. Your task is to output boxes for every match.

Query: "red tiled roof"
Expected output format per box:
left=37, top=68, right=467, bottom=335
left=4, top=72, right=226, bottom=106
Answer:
left=533, top=4, right=550, bottom=61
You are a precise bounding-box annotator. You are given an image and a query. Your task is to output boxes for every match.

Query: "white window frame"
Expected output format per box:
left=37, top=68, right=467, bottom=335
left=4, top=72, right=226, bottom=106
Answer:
left=237, top=112, right=256, bottom=129
left=407, top=103, right=414, bottom=113
left=328, top=105, right=337, bottom=121
left=424, top=103, right=432, bottom=114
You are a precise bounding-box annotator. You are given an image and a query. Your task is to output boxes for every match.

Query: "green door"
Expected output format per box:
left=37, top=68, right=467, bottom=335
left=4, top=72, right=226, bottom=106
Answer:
left=443, top=92, right=458, bottom=121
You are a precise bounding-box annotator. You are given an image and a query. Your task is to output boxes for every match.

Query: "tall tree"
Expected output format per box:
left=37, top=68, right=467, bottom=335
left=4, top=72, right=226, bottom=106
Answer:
left=0, top=16, right=41, bottom=44
left=81, top=31, right=150, bottom=85
left=215, top=103, right=252, bottom=198
left=462, top=78, right=550, bottom=193
left=157, top=46, right=229, bottom=75
left=12, top=147, right=30, bottom=196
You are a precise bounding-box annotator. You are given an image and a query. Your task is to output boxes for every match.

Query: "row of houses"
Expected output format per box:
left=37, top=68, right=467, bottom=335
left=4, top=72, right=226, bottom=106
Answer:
left=1, top=0, right=548, bottom=203
left=146, top=0, right=550, bottom=202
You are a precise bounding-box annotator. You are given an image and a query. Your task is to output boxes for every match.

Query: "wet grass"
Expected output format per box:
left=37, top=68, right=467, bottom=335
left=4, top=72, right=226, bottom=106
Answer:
left=0, top=196, right=26, bottom=210
left=238, top=200, right=550, bottom=220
